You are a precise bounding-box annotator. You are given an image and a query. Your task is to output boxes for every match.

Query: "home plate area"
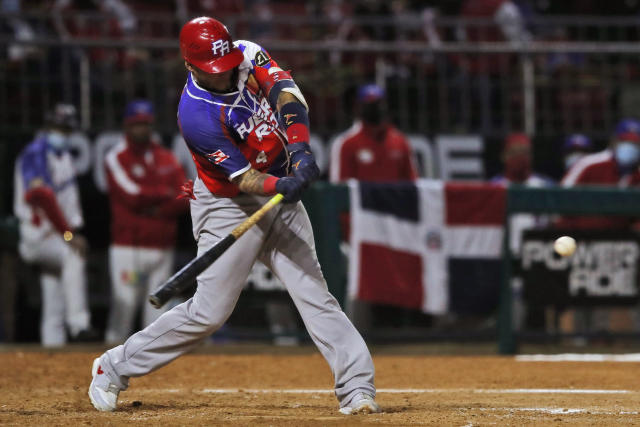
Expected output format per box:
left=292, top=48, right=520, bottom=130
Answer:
left=2, top=350, right=640, bottom=425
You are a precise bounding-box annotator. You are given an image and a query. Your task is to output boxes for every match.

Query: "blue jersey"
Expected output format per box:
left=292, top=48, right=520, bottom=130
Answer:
left=178, top=40, right=293, bottom=197
left=14, top=135, right=83, bottom=243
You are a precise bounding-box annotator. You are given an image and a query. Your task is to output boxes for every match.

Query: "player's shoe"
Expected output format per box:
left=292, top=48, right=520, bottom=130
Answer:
left=88, top=357, right=120, bottom=411
left=339, top=393, right=381, bottom=415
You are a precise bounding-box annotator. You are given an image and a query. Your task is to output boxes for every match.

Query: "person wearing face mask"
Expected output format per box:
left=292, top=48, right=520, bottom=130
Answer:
left=330, top=83, right=417, bottom=183
left=103, top=99, right=189, bottom=344
left=561, top=118, right=640, bottom=229
left=491, top=133, right=552, bottom=187
left=13, top=103, right=99, bottom=347
left=559, top=120, right=640, bottom=340
left=563, top=134, right=593, bottom=172
left=491, top=133, right=554, bottom=253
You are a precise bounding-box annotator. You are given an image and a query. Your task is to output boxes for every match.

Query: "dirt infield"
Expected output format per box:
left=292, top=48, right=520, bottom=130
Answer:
left=1, top=346, right=640, bottom=425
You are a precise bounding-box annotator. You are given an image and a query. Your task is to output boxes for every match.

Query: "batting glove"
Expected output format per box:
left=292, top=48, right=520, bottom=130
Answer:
left=287, top=142, right=320, bottom=187
left=276, top=176, right=305, bottom=203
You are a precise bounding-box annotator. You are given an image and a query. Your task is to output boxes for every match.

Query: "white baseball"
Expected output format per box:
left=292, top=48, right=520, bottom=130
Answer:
left=554, top=236, right=576, bottom=257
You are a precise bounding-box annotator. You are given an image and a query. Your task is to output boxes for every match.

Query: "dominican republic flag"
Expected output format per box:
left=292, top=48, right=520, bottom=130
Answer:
left=347, top=180, right=506, bottom=314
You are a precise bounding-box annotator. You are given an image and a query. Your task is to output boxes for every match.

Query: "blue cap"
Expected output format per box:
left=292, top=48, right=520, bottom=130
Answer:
left=124, top=99, right=154, bottom=124
left=563, top=134, right=592, bottom=152
left=615, top=118, right=640, bottom=142
left=357, top=84, right=385, bottom=103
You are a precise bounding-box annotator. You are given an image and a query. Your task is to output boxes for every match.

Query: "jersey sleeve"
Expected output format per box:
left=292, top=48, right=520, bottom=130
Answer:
left=178, top=108, right=251, bottom=180
left=20, top=145, right=52, bottom=189
left=236, top=40, right=308, bottom=110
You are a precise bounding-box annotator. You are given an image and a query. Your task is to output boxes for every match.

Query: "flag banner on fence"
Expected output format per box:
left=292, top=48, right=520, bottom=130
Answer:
left=347, top=179, right=506, bottom=314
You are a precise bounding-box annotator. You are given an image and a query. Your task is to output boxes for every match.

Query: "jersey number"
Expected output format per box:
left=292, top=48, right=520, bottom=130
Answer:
left=256, top=151, right=267, bottom=164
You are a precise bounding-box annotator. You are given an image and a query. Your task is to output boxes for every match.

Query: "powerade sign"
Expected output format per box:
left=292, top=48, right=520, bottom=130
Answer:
left=521, top=230, right=640, bottom=306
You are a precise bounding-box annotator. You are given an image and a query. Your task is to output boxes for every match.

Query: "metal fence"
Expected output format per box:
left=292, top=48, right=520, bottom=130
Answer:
left=4, top=12, right=640, bottom=140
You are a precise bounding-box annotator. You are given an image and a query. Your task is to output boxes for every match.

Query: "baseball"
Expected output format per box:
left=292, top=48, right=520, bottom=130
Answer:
left=554, top=236, right=576, bottom=257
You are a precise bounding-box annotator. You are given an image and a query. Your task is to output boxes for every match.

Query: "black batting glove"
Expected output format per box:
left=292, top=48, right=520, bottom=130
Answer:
left=287, top=142, right=320, bottom=187
left=275, top=176, right=305, bottom=203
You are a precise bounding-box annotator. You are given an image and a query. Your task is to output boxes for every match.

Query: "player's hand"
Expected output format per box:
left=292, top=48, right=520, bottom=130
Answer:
left=177, top=179, right=196, bottom=200
left=68, top=233, right=88, bottom=256
left=287, top=142, right=319, bottom=187
left=275, top=176, right=305, bottom=203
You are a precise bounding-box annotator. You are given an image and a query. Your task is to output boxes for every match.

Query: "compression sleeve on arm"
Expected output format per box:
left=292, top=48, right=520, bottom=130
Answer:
left=279, top=101, right=310, bottom=145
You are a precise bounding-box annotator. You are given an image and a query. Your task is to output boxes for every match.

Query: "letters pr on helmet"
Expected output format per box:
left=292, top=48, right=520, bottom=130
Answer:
left=179, top=17, right=244, bottom=73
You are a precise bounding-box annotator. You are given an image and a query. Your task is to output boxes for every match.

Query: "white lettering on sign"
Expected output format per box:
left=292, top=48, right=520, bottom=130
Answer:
left=521, top=240, right=640, bottom=297
left=211, top=39, right=230, bottom=56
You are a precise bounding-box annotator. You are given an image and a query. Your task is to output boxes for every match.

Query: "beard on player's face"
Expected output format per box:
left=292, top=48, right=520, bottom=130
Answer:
left=188, top=63, right=238, bottom=93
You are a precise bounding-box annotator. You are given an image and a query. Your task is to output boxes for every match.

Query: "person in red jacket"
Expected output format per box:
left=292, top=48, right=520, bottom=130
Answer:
left=329, top=84, right=417, bottom=333
left=560, top=118, right=640, bottom=230
left=329, top=83, right=417, bottom=183
left=559, top=119, right=640, bottom=338
left=104, top=99, right=189, bottom=343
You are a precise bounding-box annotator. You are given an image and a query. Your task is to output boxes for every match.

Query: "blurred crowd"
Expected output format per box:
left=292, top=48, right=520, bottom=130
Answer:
left=4, top=0, right=640, bottom=137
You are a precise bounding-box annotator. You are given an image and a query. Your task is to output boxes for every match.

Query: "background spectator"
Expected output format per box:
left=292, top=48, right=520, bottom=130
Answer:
left=13, top=103, right=98, bottom=346
left=491, top=132, right=554, bottom=330
left=330, top=83, right=417, bottom=183
left=330, top=83, right=417, bottom=333
left=103, top=99, right=188, bottom=344
left=561, top=118, right=640, bottom=230
left=491, top=132, right=552, bottom=186
left=558, top=119, right=640, bottom=339
left=563, top=134, right=593, bottom=171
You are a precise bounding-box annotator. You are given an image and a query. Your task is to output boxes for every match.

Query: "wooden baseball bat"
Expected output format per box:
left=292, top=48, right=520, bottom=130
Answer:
left=149, top=193, right=284, bottom=309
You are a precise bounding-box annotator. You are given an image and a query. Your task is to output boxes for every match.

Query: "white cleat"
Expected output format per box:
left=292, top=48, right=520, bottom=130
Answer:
left=88, top=357, right=120, bottom=412
left=339, top=393, right=381, bottom=415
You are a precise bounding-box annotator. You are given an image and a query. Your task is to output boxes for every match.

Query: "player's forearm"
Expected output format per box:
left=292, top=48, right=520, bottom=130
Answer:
left=276, top=92, right=298, bottom=112
left=24, top=186, right=71, bottom=234
left=233, top=168, right=278, bottom=196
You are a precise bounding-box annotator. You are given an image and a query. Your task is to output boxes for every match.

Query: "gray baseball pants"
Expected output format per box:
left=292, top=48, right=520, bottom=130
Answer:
left=100, top=178, right=376, bottom=407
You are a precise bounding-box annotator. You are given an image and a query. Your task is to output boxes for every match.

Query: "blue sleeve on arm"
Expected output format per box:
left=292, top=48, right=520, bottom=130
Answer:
left=20, top=140, right=52, bottom=189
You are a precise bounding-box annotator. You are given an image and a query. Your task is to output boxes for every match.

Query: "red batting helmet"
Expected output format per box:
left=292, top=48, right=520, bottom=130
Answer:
left=179, top=17, right=244, bottom=74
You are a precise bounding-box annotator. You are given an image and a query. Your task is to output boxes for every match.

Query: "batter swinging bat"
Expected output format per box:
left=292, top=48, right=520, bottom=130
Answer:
left=149, top=193, right=284, bottom=309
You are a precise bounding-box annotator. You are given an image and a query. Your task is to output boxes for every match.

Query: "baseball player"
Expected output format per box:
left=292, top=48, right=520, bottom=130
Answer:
left=14, top=104, right=98, bottom=347
left=89, top=17, right=379, bottom=415
left=104, top=100, right=189, bottom=343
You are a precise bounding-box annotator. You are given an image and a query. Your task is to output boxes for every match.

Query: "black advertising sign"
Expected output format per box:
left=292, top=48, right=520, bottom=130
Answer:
left=521, top=230, right=640, bottom=306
